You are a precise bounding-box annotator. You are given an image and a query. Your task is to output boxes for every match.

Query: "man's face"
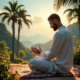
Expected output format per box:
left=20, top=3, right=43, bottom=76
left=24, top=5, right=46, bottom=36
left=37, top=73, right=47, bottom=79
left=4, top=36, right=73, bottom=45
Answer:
left=49, top=19, right=58, bottom=31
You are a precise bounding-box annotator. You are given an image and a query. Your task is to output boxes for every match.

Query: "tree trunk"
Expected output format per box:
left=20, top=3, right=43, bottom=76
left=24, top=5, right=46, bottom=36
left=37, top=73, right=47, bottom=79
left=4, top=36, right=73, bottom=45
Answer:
left=12, top=21, right=15, bottom=63
left=78, top=0, right=80, bottom=52
left=17, top=25, right=20, bottom=58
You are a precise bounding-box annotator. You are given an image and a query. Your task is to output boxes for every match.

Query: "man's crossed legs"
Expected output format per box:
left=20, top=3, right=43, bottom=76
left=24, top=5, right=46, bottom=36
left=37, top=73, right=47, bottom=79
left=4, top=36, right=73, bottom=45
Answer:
left=29, top=59, right=52, bottom=73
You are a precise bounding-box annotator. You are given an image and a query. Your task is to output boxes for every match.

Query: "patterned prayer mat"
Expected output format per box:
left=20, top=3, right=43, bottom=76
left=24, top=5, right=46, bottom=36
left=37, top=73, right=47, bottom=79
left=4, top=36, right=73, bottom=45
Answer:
left=9, top=65, right=80, bottom=79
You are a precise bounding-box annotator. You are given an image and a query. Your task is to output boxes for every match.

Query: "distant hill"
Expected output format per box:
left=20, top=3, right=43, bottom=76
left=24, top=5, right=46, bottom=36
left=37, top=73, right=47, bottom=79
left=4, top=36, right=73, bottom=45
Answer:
left=32, top=23, right=79, bottom=51
left=32, top=40, right=52, bottom=51
left=67, top=23, right=79, bottom=47
left=17, top=34, right=52, bottom=44
left=0, top=23, right=32, bottom=61
left=21, top=41, right=34, bottom=49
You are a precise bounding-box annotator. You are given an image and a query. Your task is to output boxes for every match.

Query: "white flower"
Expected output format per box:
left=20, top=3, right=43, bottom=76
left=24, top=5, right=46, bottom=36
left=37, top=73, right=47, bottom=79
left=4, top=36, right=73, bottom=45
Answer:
left=8, top=69, right=10, bottom=72
left=7, top=75, right=10, bottom=77
left=6, top=47, right=7, bottom=48
left=2, top=63, right=4, bottom=65
left=7, top=57, right=10, bottom=60
left=4, top=60, right=6, bottom=62
left=1, top=74, right=2, bottom=76
left=1, top=57, right=3, bottom=58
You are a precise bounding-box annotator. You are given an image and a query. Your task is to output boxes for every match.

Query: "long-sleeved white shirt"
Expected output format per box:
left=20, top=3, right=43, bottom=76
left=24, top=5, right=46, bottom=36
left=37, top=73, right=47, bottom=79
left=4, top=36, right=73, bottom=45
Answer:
left=39, top=26, right=73, bottom=73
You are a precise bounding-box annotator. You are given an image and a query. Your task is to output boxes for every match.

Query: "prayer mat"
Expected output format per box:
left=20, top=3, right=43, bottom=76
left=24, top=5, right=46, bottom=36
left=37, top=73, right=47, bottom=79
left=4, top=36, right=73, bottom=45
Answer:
left=9, top=65, right=80, bottom=80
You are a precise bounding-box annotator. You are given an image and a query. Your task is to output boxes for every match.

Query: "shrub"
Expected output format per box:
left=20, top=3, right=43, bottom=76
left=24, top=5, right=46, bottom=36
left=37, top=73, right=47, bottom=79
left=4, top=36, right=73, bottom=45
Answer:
left=14, top=58, right=24, bottom=63
left=0, top=41, right=20, bottom=80
left=73, top=36, right=80, bottom=65
left=0, top=53, right=20, bottom=80
left=21, top=60, right=29, bottom=64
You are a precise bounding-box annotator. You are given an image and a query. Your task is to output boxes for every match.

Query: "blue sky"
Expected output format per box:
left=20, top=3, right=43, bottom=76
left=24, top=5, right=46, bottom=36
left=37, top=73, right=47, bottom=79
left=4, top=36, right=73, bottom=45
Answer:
left=0, top=0, right=76, bottom=38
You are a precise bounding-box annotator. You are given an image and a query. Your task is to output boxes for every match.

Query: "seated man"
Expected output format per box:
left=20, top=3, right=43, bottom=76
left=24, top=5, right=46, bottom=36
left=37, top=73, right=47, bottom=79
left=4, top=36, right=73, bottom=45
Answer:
left=28, top=13, right=73, bottom=74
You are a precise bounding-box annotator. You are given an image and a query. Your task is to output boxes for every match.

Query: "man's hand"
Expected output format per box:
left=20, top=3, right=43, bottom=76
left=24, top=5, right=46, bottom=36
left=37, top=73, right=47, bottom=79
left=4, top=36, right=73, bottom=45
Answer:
left=38, top=46, right=44, bottom=53
left=31, top=47, right=41, bottom=55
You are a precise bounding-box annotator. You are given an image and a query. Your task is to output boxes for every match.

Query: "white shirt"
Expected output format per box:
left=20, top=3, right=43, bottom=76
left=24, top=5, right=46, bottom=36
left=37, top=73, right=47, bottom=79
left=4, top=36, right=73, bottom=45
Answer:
left=39, top=26, right=73, bottom=73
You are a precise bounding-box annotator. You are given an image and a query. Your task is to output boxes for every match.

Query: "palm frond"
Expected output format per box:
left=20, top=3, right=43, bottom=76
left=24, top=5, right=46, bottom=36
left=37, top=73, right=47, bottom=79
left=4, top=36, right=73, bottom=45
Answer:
left=25, top=14, right=31, bottom=17
left=13, top=1, right=18, bottom=13
left=53, top=0, right=78, bottom=11
left=64, top=3, right=79, bottom=24
left=73, top=4, right=78, bottom=9
left=0, top=12, right=9, bottom=16
left=68, top=16, right=77, bottom=23
left=76, top=20, right=79, bottom=27
left=24, top=21, right=30, bottom=29
left=64, top=9, right=73, bottom=14
left=2, top=14, right=9, bottom=22
left=9, top=1, right=13, bottom=12
left=7, top=17, right=12, bottom=24
left=16, top=5, right=24, bottom=11
left=26, top=19, right=32, bottom=24
left=4, top=6, right=11, bottom=13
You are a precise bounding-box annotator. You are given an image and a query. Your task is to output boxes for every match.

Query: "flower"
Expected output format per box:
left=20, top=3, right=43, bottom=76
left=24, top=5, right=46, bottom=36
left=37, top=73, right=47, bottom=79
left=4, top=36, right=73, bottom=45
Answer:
left=4, top=60, right=6, bottom=62
left=2, top=63, right=4, bottom=65
left=8, top=69, right=10, bottom=72
left=6, top=47, right=7, bottom=48
left=1, top=74, right=2, bottom=76
left=75, top=53, right=76, bottom=55
left=1, top=57, right=3, bottom=58
left=7, top=75, right=10, bottom=77
left=7, top=57, right=10, bottom=60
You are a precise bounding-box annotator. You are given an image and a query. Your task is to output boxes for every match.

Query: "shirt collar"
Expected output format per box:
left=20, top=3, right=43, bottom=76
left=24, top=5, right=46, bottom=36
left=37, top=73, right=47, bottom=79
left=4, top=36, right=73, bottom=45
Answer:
left=59, top=26, right=65, bottom=30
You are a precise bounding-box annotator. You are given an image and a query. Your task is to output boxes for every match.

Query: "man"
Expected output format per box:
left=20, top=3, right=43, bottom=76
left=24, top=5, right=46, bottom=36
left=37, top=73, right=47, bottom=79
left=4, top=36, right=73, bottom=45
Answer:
left=29, top=13, right=73, bottom=74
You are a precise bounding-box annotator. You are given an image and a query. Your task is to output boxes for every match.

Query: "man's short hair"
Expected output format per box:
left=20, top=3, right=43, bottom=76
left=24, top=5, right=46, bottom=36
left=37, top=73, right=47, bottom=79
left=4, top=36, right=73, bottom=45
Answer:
left=48, top=13, right=61, bottom=22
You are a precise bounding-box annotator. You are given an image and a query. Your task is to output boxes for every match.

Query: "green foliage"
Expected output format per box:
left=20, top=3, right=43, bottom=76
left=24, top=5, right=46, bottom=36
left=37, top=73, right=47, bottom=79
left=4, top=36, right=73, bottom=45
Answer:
left=0, top=41, right=10, bottom=58
left=14, top=58, right=24, bottom=63
left=0, top=41, right=20, bottom=80
left=64, top=4, right=79, bottom=27
left=18, top=50, right=26, bottom=59
left=9, top=51, right=17, bottom=61
left=17, top=7, right=32, bottom=29
left=53, top=0, right=78, bottom=11
left=73, top=36, right=80, bottom=65
left=21, top=60, right=29, bottom=64
left=0, top=23, right=32, bottom=61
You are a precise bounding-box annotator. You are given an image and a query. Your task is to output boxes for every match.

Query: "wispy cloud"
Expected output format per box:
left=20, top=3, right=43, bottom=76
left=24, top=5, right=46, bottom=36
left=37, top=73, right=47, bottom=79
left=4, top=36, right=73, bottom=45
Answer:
left=27, top=15, right=45, bottom=24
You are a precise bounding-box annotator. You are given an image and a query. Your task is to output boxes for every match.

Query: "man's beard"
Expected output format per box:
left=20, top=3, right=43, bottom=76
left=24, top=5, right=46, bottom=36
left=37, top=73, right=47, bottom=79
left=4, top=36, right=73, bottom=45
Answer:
left=53, top=21, right=58, bottom=31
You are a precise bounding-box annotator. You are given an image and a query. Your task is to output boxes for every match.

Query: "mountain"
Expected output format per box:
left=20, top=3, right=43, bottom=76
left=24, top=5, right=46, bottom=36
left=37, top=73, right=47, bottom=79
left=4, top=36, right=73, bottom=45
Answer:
left=67, top=23, right=79, bottom=47
left=32, top=40, right=52, bottom=51
left=32, top=23, right=79, bottom=51
left=0, top=23, right=32, bottom=61
left=18, top=34, right=52, bottom=44
left=21, top=41, right=34, bottom=49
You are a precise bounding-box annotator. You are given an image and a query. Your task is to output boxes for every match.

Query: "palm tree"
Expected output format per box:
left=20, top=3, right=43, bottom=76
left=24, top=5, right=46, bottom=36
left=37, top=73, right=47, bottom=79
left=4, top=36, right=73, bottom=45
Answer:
left=0, top=0, right=24, bottom=63
left=64, top=4, right=79, bottom=27
left=18, top=50, right=26, bottom=59
left=16, top=7, right=32, bottom=58
left=53, top=0, right=80, bottom=40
